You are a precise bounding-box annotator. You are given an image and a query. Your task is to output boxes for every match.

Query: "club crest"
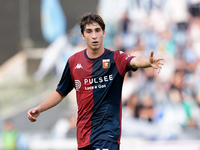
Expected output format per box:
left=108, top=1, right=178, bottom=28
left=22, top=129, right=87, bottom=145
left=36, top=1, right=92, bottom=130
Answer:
left=102, top=59, right=110, bottom=69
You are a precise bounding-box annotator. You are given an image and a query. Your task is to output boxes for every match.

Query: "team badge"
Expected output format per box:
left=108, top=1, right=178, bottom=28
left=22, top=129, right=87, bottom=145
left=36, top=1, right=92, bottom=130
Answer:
left=102, top=59, right=110, bottom=69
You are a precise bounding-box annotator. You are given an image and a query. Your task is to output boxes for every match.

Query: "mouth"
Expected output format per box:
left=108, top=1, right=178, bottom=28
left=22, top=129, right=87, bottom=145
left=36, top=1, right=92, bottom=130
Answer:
left=92, top=41, right=98, bottom=45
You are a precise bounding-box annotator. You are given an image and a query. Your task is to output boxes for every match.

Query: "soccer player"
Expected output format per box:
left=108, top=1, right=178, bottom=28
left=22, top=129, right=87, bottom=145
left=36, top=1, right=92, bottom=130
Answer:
left=27, top=12, right=164, bottom=150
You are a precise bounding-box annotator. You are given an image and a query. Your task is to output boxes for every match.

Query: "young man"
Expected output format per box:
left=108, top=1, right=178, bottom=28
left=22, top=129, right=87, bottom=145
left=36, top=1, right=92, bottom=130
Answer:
left=27, top=12, right=164, bottom=150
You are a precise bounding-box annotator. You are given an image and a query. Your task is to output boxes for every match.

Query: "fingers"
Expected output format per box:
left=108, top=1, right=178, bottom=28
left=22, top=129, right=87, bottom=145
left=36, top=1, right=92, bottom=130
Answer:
left=158, top=68, right=161, bottom=74
left=149, top=51, right=164, bottom=74
left=27, top=108, right=38, bottom=122
left=157, top=58, right=164, bottom=63
left=157, top=65, right=162, bottom=74
left=152, top=58, right=164, bottom=74
left=157, top=61, right=164, bottom=66
left=27, top=114, right=37, bottom=122
left=150, top=51, right=154, bottom=58
left=31, top=109, right=36, bottom=114
left=150, top=51, right=164, bottom=62
left=28, top=116, right=37, bottom=122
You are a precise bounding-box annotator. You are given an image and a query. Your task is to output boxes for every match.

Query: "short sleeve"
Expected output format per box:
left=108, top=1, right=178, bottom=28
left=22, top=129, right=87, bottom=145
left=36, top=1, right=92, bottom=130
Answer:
left=114, top=50, right=137, bottom=76
left=56, top=60, right=74, bottom=96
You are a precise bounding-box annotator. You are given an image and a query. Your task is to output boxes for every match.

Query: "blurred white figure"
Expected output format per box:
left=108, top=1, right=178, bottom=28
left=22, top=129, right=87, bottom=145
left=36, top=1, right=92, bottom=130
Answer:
left=163, top=0, right=190, bottom=24
left=34, top=35, right=75, bottom=81
left=51, top=115, right=77, bottom=139
left=149, top=8, right=168, bottom=33
left=51, top=118, right=70, bottom=139
left=98, top=0, right=128, bottom=24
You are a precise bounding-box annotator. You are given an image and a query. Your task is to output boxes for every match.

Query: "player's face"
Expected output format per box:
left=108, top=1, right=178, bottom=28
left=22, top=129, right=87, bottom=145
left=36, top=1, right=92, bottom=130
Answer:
left=81, top=22, right=105, bottom=51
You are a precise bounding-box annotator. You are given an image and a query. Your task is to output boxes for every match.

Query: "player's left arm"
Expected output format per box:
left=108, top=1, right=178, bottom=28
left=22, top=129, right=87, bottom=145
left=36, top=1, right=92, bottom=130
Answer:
left=130, top=51, right=164, bottom=73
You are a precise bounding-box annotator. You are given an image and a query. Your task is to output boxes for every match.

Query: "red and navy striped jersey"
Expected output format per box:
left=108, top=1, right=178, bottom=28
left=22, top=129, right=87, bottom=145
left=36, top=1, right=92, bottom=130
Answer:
left=56, top=48, right=137, bottom=148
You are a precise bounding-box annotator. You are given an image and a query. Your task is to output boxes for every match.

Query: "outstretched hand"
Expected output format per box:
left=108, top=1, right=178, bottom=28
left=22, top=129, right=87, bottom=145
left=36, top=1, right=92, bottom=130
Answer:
left=149, top=51, right=164, bottom=74
left=27, top=107, right=41, bottom=122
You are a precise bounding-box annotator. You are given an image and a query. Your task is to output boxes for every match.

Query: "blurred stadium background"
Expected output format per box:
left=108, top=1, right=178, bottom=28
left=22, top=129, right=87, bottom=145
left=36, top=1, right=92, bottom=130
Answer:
left=0, top=0, right=200, bottom=149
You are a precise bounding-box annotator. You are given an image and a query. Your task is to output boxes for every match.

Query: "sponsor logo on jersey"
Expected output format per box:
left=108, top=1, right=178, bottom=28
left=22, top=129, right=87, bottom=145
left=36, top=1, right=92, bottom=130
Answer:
left=75, top=75, right=113, bottom=91
left=84, top=75, right=113, bottom=84
left=75, top=63, right=83, bottom=69
left=75, top=80, right=81, bottom=91
left=102, top=59, right=110, bottom=69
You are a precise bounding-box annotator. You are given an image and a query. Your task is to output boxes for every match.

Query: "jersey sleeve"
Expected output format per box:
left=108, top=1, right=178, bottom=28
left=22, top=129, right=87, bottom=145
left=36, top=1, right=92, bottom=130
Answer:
left=114, top=50, right=137, bottom=76
left=56, top=60, right=74, bottom=96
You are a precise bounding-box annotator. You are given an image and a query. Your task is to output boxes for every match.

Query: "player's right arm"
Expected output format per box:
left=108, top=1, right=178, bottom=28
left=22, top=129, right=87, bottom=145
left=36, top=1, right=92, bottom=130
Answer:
left=27, top=90, right=65, bottom=122
left=28, top=58, right=74, bottom=122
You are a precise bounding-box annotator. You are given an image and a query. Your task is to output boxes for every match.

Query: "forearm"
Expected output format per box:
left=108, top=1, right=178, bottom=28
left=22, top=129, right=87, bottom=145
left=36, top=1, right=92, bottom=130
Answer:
left=130, top=55, right=151, bottom=68
left=37, top=90, right=65, bottom=113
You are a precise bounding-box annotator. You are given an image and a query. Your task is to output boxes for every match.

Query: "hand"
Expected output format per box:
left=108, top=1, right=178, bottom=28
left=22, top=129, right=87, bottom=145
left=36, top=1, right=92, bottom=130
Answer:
left=27, top=107, right=41, bottom=122
left=149, top=51, right=164, bottom=74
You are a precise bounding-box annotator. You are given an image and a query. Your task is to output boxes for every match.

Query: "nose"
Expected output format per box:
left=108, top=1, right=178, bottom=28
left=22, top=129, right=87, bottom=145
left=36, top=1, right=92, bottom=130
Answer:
left=92, top=32, right=97, bottom=39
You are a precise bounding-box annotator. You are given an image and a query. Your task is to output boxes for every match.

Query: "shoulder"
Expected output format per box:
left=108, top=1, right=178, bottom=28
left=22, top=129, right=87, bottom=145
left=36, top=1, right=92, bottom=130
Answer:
left=106, top=49, right=126, bottom=55
left=72, top=49, right=85, bottom=57
left=104, top=49, right=129, bottom=59
left=104, top=48, right=119, bottom=56
left=105, top=48, right=116, bottom=53
left=113, top=50, right=130, bottom=58
left=69, top=49, right=85, bottom=61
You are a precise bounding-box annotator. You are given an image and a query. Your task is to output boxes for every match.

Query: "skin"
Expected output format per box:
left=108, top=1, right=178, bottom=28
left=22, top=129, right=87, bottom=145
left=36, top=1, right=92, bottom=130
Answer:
left=81, top=22, right=105, bottom=59
left=130, top=51, right=164, bottom=74
left=27, top=21, right=164, bottom=122
left=27, top=91, right=64, bottom=122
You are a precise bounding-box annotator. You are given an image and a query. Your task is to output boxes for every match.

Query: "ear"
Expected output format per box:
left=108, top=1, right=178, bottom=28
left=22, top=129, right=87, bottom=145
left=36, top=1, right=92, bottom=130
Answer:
left=81, top=33, right=85, bottom=40
left=103, top=30, right=105, bottom=38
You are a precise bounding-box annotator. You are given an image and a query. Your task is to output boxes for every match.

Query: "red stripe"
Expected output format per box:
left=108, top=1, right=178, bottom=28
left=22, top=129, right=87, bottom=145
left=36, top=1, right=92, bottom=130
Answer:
left=69, top=51, right=94, bottom=148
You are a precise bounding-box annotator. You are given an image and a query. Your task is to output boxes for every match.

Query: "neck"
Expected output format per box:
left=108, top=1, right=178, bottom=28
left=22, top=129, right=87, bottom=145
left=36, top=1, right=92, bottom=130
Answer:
left=86, top=47, right=105, bottom=59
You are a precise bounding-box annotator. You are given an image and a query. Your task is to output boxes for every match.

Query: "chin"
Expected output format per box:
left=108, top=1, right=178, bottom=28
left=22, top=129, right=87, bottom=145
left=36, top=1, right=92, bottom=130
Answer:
left=91, top=46, right=99, bottom=51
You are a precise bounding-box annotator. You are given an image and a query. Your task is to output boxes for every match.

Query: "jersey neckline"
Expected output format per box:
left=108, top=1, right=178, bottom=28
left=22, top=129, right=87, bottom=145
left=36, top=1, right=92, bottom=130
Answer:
left=84, top=48, right=107, bottom=61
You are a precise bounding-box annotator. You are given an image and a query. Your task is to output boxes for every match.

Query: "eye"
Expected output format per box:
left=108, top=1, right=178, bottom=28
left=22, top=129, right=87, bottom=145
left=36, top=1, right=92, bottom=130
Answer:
left=96, top=28, right=101, bottom=32
left=85, top=29, right=91, bottom=33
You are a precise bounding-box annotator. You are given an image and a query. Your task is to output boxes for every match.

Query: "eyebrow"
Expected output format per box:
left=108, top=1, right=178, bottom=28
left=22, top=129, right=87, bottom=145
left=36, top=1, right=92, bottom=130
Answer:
left=85, top=27, right=101, bottom=31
